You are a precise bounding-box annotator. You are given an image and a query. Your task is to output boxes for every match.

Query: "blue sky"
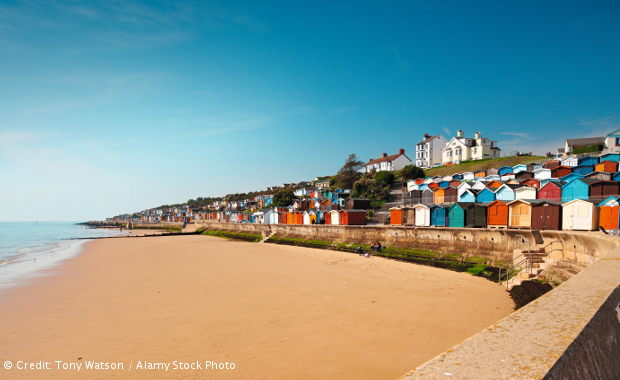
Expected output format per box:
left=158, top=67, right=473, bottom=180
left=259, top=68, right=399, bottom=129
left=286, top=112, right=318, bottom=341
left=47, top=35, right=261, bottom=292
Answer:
left=1, top=0, right=619, bottom=221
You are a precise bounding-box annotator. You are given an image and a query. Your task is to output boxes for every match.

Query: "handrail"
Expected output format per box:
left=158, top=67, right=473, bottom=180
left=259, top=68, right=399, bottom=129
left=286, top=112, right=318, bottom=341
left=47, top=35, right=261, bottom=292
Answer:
left=515, top=235, right=530, bottom=253
left=498, top=240, right=561, bottom=288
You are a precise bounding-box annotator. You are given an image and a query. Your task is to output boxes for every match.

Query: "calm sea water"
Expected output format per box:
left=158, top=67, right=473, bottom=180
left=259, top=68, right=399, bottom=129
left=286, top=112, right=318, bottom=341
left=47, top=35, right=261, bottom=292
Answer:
left=0, top=222, right=124, bottom=289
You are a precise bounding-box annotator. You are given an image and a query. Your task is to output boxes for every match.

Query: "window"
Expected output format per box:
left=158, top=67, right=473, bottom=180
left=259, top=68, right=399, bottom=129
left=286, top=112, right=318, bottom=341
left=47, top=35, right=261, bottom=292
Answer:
left=474, top=148, right=477, bottom=154
left=483, top=139, right=486, bottom=143
left=616, top=137, right=619, bottom=145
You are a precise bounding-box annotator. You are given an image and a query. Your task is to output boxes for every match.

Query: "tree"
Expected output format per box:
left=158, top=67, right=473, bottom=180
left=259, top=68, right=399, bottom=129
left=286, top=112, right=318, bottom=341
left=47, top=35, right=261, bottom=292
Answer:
left=335, top=154, right=364, bottom=189
left=329, top=175, right=337, bottom=187
left=399, top=165, right=425, bottom=181
left=273, top=188, right=294, bottom=207
left=375, top=171, right=395, bottom=187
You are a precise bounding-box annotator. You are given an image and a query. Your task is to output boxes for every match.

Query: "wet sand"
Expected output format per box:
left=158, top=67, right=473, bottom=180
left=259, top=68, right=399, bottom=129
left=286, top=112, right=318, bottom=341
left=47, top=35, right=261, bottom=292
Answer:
left=0, top=235, right=514, bottom=379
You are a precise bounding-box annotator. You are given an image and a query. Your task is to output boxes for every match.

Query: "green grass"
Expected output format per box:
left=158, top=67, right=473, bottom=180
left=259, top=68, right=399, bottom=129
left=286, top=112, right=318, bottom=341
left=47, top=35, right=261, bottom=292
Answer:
left=424, top=155, right=546, bottom=178
left=573, top=144, right=603, bottom=154
left=201, top=230, right=263, bottom=242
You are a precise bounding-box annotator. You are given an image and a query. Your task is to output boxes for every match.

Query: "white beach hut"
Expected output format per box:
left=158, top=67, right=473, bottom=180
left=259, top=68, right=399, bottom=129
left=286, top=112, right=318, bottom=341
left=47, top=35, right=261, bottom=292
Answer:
left=330, top=210, right=340, bottom=225
left=561, top=156, right=579, bottom=167
left=303, top=211, right=311, bottom=225
left=442, top=174, right=454, bottom=182
left=472, top=181, right=488, bottom=191
left=515, top=186, right=536, bottom=200
left=458, top=182, right=472, bottom=198
left=533, top=168, right=552, bottom=180
left=562, top=199, right=601, bottom=231
left=463, top=172, right=475, bottom=181
left=501, top=174, right=516, bottom=181
left=413, top=204, right=431, bottom=227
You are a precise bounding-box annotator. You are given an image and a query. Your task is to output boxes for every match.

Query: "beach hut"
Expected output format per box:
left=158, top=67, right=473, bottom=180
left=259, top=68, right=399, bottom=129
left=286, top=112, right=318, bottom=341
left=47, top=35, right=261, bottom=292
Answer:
left=415, top=178, right=425, bottom=185
left=448, top=203, right=471, bottom=228
left=324, top=211, right=331, bottom=225
left=432, top=176, right=443, bottom=183
left=287, top=212, right=294, bottom=224
left=531, top=201, right=563, bottom=230
left=589, top=180, right=620, bottom=199
left=543, top=160, right=560, bottom=170
left=515, top=186, right=536, bottom=200
left=474, top=170, right=486, bottom=178
left=309, top=211, right=318, bottom=224
left=432, top=187, right=445, bottom=204
left=595, top=160, right=618, bottom=173
left=418, top=183, right=429, bottom=191
left=561, top=156, right=578, bottom=167
left=515, top=171, right=534, bottom=180
left=501, top=174, right=516, bottom=181
left=477, top=188, right=496, bottom=204
left=600, top=153, right=620, bottom=163
left=452, top=173, right=463, bottom=180
left=486, top=180, right=503, bottom=189
left=508, top=199, right=543, bottom=229
left=410, top=190, right=422, bottom=200
left=329, top=210, right=340, bottom=225
left=438, top=180, right=450, bottom=189
left=562, top=199, right=602, bottom=231
left=560, top=173, right=584, bottom=183
left=303, top=211, right=311, bottom=225
left=466, top=203, right=487, bottom=228
left=278, top=212, right=288, bottom=224
left=422, top=188, right=434, bottom=204
left=613, top=172, right=620, bottom=182
left=339, top=210, right=367, bottom=225
left=487, top=200, right=509, bottom=228
left=264, top=209, right=275, bottom=224
left=316, top=211, right=325, bottom=224
left=444, top=187, right=458, bottom=203
left=472, top=181, right=488, bottom=191
left=551, top=166, right=572, bottom=178
left=561, top=178, right=596, bottom=202
left=413, top=204, right=431, bottom=227
left=527, top=163, right=542, bottom=172
left=538, top=181, right=563, bottom=201
left=458, top=182, right=472, bottom=197
left=463, top=172, right=475, bottom=181
left=346, top=198, right=371, bottom=210
left=585, top=171, right=613, bottom=181
left=430, top=205, right=449, bottom=227
left=498, top=166, right=513, bottom=176
left=424, top=177, right=433, bottom=184
left=487, top=168, right=499, bottom=176
left=533, top=168, right=552, bottom=180
left=579, top=156, right=599, bottom=166
left=442, top=175, right=454, bottom=182
left=404, top=207, right=415, bottom=226
left=572, top=165, right=595, bottom=176
left=495, top=184, right=521, bottom=202
left=295, top=211, right=304, bottom=224
left=513, top=164, right=527, bottom=174
left=390, top=207, right=403, bottom=225
left=459, top=188, right=479, bottom=202
left=598, top=196, right=620, bottom=230
left=485, top=175, right=501, bottom=182
left=449, top=179, right=461, bottom=187
left=407, top=181, right=418, bottom=192
left=428, top=182, right=439, bottom=189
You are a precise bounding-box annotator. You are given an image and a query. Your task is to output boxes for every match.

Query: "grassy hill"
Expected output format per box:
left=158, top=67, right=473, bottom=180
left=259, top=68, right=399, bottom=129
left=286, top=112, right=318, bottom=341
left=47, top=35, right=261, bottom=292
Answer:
left=424, top=155, right=547, bottom=177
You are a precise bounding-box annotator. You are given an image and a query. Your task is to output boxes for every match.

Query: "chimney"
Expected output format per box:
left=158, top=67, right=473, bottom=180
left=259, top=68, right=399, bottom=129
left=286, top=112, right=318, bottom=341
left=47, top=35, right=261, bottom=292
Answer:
left=475, top=131, right=481, bottom=139
left=424, top=133, right=429, bottom=139
left=457, top=130, right=463, bottom=138
left=382, top=153, right=388, bottom=158
left=399, top=148, right=405, bottom=155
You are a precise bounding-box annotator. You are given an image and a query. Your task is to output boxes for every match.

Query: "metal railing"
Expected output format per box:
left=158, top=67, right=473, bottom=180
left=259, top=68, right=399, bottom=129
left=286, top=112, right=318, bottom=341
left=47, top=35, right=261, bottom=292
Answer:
left=498, top=240, right=562, bottom=288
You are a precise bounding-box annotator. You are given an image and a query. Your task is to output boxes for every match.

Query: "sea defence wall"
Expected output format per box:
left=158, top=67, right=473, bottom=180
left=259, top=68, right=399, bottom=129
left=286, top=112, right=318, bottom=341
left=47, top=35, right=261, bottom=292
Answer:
left=192, top=220, right=618, bottom=266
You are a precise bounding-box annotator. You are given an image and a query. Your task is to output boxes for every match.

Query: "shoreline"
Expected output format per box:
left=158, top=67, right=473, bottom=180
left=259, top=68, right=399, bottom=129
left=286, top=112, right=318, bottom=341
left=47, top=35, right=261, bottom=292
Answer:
left=0, top=235, right=514, bottom=379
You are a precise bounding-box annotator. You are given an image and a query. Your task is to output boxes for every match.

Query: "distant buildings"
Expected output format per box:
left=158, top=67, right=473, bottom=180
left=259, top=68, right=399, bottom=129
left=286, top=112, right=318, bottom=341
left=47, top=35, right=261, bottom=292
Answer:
left=442, top=130, right=500, bottom=165
left=560, top=129, right=620, bottom=155
left=360, top=149, right=412, bottom=173
left=415, top=133, right=448, bottom=168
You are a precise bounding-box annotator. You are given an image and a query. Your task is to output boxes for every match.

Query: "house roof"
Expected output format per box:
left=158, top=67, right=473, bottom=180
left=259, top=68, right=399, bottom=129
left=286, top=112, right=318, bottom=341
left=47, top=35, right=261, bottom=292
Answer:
left=417, top=134, right=443, bottom=145
left=363, top=151, right=407, bottom=166
left=566, top=137, right=604, bottom=147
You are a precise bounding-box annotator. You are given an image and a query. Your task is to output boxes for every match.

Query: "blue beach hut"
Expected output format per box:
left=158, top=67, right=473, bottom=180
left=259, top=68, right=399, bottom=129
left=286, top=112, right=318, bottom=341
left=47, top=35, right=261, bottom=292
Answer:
left=512, top=164, right=527, bottom=174
left=418, top=183, right=429, bottom=191
left=573, top=165, right=595, bottom=175
left=438, top=180, right=450, bottom=189
left=495, top=184, right=518, bottom=202
left=498, top=166, right=513, bottom=176
left=561, top=178, right=595, bottom=202
left=613, top=172, right=620, bottom=182
left=600, top=152, right=620, bottom=163
left=430, top=205, right=449, bottom=227
left=448, top=203, right=472, bottom=228
left=452, top=173, right=463, bottom=180
left=485, top=175, right=501, bottom=181
left=561, top=173, right=584, bottom=183
left=579, top=156, right=599, bottom=166
left=477, top=188, right=496, bottom=204
left=459, top=189, right=479, bottom=202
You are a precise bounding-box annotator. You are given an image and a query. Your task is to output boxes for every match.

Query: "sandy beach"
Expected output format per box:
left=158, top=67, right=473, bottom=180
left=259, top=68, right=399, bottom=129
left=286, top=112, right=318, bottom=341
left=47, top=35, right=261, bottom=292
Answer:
left=0, top=235, right=514, bottom=379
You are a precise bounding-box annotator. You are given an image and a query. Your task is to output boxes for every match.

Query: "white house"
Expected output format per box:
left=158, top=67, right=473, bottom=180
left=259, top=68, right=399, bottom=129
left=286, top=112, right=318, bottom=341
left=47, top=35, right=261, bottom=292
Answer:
left=415, top=133, right=448, bottom=168
left=360, top=149, right=412, bottom=173
left=604, top=129, right=620, bottom=153
left=442, top=130, right=501, bottom=165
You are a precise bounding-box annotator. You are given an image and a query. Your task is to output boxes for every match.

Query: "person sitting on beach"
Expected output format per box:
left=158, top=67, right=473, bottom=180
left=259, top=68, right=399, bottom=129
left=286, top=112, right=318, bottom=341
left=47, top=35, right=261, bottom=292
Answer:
left=364, top=251, right=370, bottom=258
left=376, top=241, right=382, bottom=252
left=370, top=242, right=377, bottom=252
left=355, top=246, right=362, bottom=255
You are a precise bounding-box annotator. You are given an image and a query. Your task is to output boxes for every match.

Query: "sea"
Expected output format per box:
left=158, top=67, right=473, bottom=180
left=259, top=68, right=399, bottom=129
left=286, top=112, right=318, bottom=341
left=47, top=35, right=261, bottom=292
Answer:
left=0, top=222, right=125, bottom=289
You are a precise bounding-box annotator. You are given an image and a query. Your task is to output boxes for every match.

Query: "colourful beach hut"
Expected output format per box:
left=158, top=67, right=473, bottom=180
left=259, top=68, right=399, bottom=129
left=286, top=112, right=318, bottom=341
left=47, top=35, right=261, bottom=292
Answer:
left=533, top=168, right=552, bottom=180
left=508, top=199, right=544, bottom=229
left=579, top=156, right=599, bottom=166
left=432, top=187, right=445, bottom=204
left=428, top=182, right=439, bottom=189
left=543, top=160, right=560, bottom=170
left=324, top=211, right=331, bottom=225
left=413, top=204, right=431, bottom=227
left=562, top=199, right=602, bottom=231
left=442, top=175, right=454, bottom=182
left=513, top=164, right=527, bottom=174
left=600, top=153, right=620, bottom=163
left=613, top=172, right=620, bottom=182
left=572, top=165, right=595, bottom=176
left=560, top=173, right=584, bottom=183
left=498, top=166, right=513, bottom=176
left=452, top=173, right=464, bottom=180
left=438, top=180, right=450, bottom=189
left=459, top=188, right=479, bottom=202
left=339, top=210, right=367, bottom=225
left=422, top=188, right=434, bottom=204
left=599, top=196, right=620, bottom=230
left=531, top=201, right=563, bottom=230
left=487, top=200, right=509, bottom=228
left=538, top=181, right=563, bottom=201
left=595, top=160, right=618, bottom=173
left=444, top=187, right=458, bottom=203
left=448, top=203, right=471, bottom=228
left=463, top=172, right=475, bottom=181
left=477, top=188, right=496, bottom=204
left=527, top=164, right=542, bottom=172
left=561, top=156, right=578, bottom=167
left=561, top=178, right=596, bottom=202
left=474, top=170, right=486, bottom=178
left=430, top=205, right=449, bottom=227
left=466, top=203, right=487, bottom=228
left=589, top=180, right=620, bottom=199
left=515, top=186, right=536, bottom=200
left=551, top=166, right=572, bottom=178
left=487, top=168, right=499, bottom=176
left=390, top=207, right=403, bottom=225
left=516, top=171, right=534, bottom=180
left=329, top=210, right=340, bottom=225
left=585, top=171, right=613, bottom=181
left=521, top=178, right=541, bottom=189
left=495, top=184, right=519, bottom=202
